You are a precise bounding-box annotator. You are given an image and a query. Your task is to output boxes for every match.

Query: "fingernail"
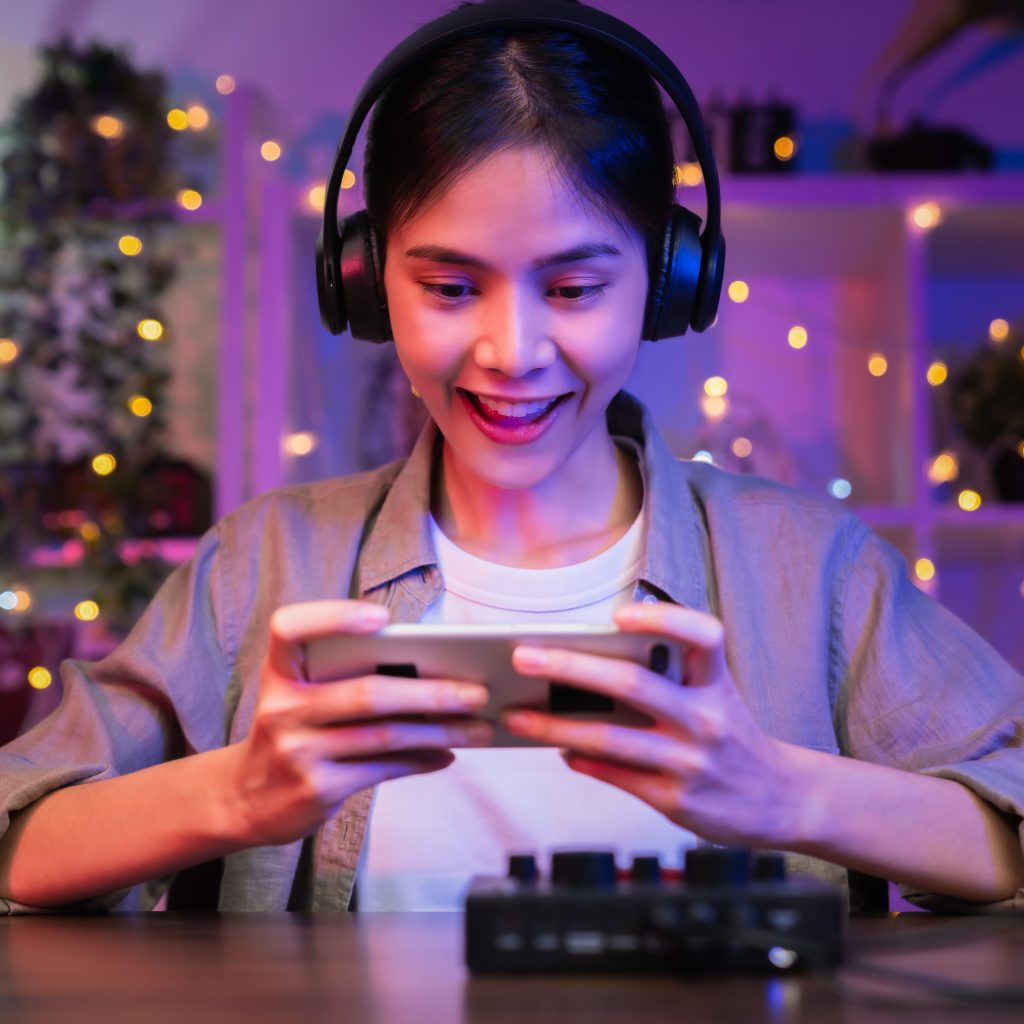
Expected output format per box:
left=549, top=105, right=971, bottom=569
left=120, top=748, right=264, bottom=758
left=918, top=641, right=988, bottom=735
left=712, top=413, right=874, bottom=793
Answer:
left=515, top=646, right=547, bottom=670
left=503, top=711, right=531, bottom=730
left=458, top=684, right=489, bottom=706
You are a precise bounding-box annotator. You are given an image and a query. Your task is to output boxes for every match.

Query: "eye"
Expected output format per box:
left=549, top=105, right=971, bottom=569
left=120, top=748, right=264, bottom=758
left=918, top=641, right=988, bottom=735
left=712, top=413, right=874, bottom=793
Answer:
left=420, top=283, right=477, bottom=304
left=548, top=284, right=609, bottom=303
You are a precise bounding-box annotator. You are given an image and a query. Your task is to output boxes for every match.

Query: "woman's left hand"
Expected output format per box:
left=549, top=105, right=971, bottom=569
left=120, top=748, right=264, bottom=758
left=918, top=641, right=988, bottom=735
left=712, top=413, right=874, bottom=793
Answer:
left=505, top=601, right=804, bottom=849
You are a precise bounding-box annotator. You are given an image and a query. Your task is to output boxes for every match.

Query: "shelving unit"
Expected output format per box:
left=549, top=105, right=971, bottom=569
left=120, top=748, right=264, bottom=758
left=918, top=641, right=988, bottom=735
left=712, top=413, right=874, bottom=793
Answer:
left=634, top=172, right=1024, bottom=669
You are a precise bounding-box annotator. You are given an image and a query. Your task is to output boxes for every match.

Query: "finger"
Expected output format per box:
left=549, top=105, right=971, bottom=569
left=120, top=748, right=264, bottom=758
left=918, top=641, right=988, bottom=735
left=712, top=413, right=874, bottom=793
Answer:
left=291, top=717, right=494, bottom=761
left=317, top=749, right=457, bottom=795
left=614, top=603, right=727, bottom=687
left=560, top=752, right=679, bottom=814
left=502, top=711, right=689, bottom=776
left=512, top=643, right=686, bottom=726
left=267, top=600, right=389, bottom=680
left=302, top=677, right=490, bottom=725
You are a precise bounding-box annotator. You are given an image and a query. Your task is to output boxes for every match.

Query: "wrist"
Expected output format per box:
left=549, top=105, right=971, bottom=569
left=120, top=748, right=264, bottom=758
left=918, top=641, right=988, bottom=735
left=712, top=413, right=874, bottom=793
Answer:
left=768, top=740, right=830, bottom=852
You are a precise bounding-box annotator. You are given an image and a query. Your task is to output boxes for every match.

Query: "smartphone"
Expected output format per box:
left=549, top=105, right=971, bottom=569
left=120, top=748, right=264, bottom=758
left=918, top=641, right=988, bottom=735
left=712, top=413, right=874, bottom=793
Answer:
left=302, top=623, right=684, bottom=748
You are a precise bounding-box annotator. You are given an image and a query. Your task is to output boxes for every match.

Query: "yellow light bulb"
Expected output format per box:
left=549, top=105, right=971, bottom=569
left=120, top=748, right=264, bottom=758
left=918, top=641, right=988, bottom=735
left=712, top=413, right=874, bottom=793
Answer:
left=13, top=590, right=31, bottom=612
left=773, top=136, right=796, bottom=161
left=28, top=667, right=52, bottom=690
left=118, top=235, right=143, bottom=257
left=868, top=354, right=888, bottom=377
left=989, top=318, right=1010, bottom=343
left=704, top=376, right=728, bottom=397
left=341, top=169, right=357, bottom=190
left=0, top=338, right=18, bottom=363
left=80, top=521, right=101, bottom=542
left=926, top=361, right=948, bottom=386
left=957, top=489, right=982, bottom=512
left=177, top=189, right=203, bottom=211
left=727, top=280, right=749, bottom=304
left=128, top=395, right=153, bottom=417
left=137, top=319, right=164, bottom=341
left=283, top=431, right=317, bottom=456
left=74, top=600, right=100, bottom=622
left=91, top=454, right=116, bottom=476
left=261, top=140, right=282, bottom=162
left=788, top=326, right=808, bottom=349
left=167, top=108, right=189, bottom=131
left=914, top=558, right=936, bottom=582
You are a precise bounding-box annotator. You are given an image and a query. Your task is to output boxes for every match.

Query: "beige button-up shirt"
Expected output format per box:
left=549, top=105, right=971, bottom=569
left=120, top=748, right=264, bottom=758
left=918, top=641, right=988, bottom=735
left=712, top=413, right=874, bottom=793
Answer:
left=3, top=391, right=1023, bottom=913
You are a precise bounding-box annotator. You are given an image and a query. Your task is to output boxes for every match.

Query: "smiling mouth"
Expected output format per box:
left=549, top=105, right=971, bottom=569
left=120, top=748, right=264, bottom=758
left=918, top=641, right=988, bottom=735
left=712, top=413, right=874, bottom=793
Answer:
left=458, top=389, right=572, bottom=423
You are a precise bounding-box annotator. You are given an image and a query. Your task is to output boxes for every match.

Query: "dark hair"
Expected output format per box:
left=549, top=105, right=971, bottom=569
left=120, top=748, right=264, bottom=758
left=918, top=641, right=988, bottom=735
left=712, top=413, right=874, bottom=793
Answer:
left=363, top=0, right=676, bottom=274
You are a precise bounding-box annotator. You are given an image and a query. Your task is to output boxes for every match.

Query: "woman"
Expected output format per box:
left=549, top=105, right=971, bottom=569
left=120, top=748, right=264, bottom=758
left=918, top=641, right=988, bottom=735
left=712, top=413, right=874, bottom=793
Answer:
left=1, top=0, right=1023, bottom=914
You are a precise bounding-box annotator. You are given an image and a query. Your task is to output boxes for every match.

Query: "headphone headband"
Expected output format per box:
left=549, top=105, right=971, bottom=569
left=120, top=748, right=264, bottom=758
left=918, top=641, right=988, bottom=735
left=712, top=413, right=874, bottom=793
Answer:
left=318, top=0, right=725, bottom=339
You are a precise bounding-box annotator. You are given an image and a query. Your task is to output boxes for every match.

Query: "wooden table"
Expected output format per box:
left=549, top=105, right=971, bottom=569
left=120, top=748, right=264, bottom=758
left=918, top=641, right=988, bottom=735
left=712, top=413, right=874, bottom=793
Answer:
left=1, top=912, right=1023, bottom=1022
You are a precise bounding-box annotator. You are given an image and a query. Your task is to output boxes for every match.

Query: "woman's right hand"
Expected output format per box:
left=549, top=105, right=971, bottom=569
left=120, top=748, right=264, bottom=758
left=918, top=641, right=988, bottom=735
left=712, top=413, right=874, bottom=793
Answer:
left=223, top=599, right=492, bottom=848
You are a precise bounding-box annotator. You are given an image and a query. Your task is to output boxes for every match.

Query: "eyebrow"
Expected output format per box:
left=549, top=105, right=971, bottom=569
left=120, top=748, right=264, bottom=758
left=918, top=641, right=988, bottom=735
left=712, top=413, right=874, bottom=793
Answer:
left=403, top=242, right=622, bottom=272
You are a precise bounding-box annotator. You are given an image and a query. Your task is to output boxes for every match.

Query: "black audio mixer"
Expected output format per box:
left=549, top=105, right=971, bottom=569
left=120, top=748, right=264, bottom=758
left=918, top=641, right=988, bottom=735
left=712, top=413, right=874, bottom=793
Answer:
left=465, top=846, right=844, bottom=974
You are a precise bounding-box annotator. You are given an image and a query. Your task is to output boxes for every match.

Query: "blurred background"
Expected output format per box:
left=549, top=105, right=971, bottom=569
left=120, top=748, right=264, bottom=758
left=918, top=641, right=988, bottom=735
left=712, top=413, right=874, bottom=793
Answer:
left=1, top=0, right=1022, bottom=744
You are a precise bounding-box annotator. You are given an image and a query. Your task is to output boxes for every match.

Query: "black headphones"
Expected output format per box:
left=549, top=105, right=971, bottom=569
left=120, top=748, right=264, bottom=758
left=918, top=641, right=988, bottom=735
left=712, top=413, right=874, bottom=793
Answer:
left=316, top=0, right=725, bottom=343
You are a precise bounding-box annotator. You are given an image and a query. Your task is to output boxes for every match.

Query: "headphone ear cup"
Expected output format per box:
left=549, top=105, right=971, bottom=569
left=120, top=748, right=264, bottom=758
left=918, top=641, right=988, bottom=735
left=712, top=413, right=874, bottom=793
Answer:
left=642, top=204, right=704, bottom=341
left=338, top=209, right=394, bottom=343
left=692, top=231, right=725, bottom=333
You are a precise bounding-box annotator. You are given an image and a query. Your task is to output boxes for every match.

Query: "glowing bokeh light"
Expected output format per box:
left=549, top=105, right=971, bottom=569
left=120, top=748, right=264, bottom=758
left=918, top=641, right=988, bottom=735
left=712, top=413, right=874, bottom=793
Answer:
left=700, top=395, right=728, bottom=419
left=828, top=479, right=852, bottom=500
left=216, top=74, right=236, bottom=95
left=868, top=354, right=888, bottom=377
left=187, top=105, right=210, bottom=130
left=731, top=437, right=753, bottom=458
left=128, top=395, right=153, bottom=417
left=927, top=451, right=959, bottom=485
left=0, top=338, right=18, bottom=363
left=260, top=140, right=282, bottom=162
left=773, top=136, right=796, bottom=161
left=283, top=431, right=318, bottom=456
left=91, top=454, right=116, bottom=476
left=788, top=326, right=808, bottom=349
left=75, top=600, right=100, bottom=621
left=137, top=319, right=164, bottom=341
left=926, top=361, right=948, bottom=386
left=727, top=280, right=749, bottom=303
left=341, top=169, right=357, bottom=190
left=915, top=558, right=936, bottom=582
left=28, top=667, right=52, bottom=690
left=307, top=184, right=326, bottom=212
left=167, top=108, right=189, bottom=131
left=957, top=489, right=982, bottom=512
left=989, top=318, right=1010, bottom=343
left=118, top=235, right=143, bottom=257
left=177, top=189, right=203, bottom=211
left=910, top=202, right=942, bottom=230
left=92, top=115, right=125, bottom=139
left=704, top=376, right=728, bottom=397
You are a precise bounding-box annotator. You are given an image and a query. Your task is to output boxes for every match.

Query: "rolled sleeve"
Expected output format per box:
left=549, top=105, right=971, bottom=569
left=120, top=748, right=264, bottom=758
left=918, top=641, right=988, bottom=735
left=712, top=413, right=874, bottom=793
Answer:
left=834, top=517, right=1024, bottom=909
left=0, top=523, right=231, bottom=914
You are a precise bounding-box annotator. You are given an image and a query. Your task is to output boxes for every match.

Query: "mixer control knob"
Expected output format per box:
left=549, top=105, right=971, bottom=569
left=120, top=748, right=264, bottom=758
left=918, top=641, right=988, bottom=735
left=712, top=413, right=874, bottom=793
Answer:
left=684, top=847, right=751, bottom=888
left=551, top=851, right=617, bottom=889
left=630, top=855, right=662, bottom=884
left=507, top=854, right=538, bottom=883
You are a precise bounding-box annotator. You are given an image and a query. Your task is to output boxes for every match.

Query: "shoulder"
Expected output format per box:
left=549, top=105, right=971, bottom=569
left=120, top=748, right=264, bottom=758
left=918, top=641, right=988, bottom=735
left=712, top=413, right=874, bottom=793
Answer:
left=218, top=458, right=407, bottom=534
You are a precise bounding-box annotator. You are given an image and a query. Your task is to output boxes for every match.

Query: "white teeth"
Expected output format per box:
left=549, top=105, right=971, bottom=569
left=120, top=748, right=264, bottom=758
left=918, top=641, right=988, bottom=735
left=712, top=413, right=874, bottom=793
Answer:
left=476, top=395, right=557, bottom=419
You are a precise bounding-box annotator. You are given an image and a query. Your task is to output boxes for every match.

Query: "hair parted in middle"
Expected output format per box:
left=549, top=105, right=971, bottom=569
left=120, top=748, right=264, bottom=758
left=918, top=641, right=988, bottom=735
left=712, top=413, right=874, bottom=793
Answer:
left=363, top=0, right=677, bottom=277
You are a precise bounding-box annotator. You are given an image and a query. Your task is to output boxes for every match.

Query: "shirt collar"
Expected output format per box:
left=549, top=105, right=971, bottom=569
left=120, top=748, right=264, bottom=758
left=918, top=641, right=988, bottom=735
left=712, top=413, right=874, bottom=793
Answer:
left=357, top=389, right=711, bottom=614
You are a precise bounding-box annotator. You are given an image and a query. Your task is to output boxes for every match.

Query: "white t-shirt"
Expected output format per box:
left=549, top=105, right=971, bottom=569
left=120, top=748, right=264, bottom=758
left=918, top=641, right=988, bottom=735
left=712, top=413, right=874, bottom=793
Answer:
left=357, top=463, right=696, bottom=910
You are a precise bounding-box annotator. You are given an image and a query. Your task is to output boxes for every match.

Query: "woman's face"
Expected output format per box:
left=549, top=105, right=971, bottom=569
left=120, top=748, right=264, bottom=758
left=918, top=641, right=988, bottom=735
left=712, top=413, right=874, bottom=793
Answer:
left=382, top=145, right=649, bottom=494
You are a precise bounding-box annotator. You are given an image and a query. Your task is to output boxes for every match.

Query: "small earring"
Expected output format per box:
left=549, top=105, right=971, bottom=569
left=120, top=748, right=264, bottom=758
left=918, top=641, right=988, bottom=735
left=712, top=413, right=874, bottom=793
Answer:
left=410, top=384, right=420, bottom=398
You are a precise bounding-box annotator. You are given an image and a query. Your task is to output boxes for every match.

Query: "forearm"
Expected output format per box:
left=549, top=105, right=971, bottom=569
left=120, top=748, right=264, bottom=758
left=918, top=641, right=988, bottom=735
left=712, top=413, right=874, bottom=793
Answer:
left=781, top=744, right=1024, bottom=903
left=0, top=745, right=249, bottom=909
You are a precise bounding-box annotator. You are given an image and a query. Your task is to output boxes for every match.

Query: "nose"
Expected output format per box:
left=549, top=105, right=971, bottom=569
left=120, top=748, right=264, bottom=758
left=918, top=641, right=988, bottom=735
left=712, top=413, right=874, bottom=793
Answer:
left=472, top=286, right=556, bottom=377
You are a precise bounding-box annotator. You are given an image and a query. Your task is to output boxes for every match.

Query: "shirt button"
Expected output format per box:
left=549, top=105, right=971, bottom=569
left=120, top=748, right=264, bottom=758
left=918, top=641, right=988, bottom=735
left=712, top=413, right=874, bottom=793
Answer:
left=642, top=594, right=659, bottom=604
